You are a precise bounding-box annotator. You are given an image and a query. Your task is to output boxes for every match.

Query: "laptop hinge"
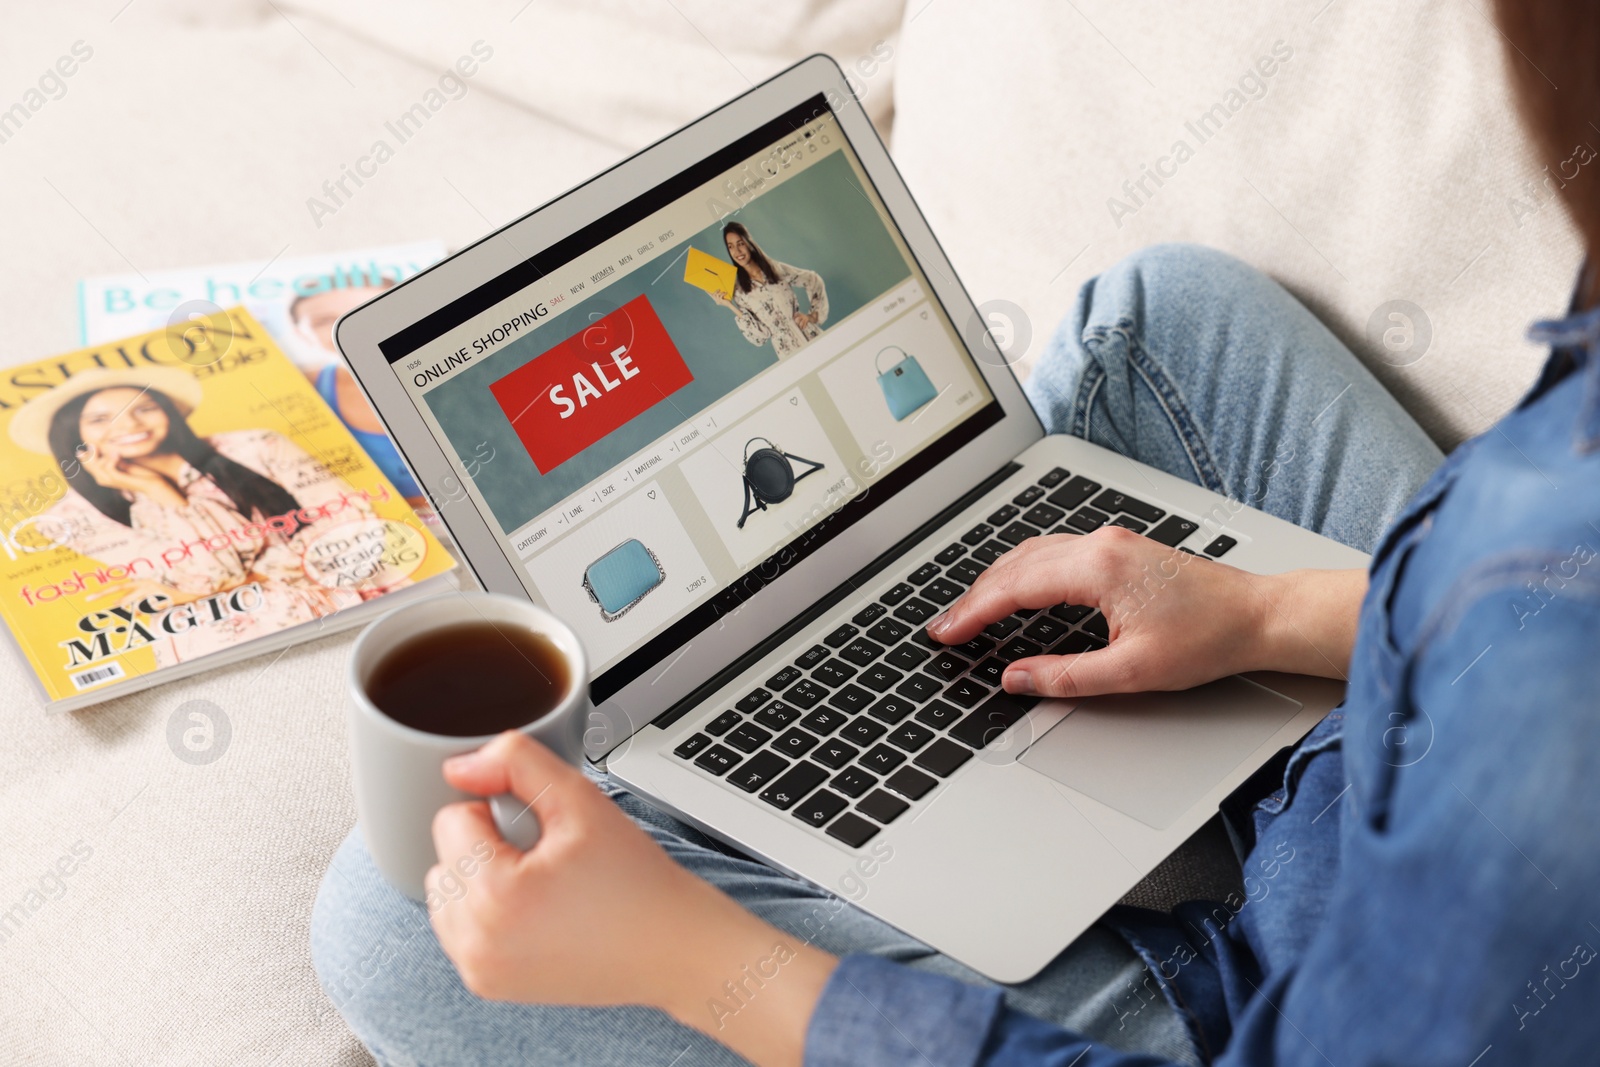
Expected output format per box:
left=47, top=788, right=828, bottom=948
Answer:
left=651, top=460, right=1023, bottom=729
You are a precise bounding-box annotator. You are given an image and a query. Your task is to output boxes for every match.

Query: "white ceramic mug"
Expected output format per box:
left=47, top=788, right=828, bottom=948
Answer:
left=346, top=591, right=588, bottom=901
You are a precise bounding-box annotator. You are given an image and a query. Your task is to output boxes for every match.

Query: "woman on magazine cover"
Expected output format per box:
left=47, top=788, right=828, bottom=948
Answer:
left=11, top=366, right=383, bottom=664
left=710, top=221, right=829, bottom=358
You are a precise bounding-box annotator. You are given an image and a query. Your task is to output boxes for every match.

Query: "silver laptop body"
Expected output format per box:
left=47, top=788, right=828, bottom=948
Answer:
left=335, top=55, right=1364, bottom=982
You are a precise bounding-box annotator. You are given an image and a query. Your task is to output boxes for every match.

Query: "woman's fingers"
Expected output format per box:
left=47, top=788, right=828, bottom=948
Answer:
left=442, top=731, right=585, bottom=838
left=930, top=530, right=1125, bottom=643
left=1001, top=646, right=1140, bottom=699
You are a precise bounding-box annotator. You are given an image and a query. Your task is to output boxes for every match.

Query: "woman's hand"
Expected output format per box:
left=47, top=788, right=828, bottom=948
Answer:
left=429, top=732, right=836, bottom=1067
left=927, top=527, right=1366, bottom=698
left=78, top=446, right=187, bottom=508
left=792, top=310, right=816, bottom=331
left=710, top=290, right=732, bottom=307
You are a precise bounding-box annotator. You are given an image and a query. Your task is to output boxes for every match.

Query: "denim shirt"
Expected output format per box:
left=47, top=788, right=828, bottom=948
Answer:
left=806, top=295, right=1600, bottom=1066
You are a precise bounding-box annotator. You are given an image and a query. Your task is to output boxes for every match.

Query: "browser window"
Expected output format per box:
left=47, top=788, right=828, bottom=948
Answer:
left=380, top=99, right=999, bottom=694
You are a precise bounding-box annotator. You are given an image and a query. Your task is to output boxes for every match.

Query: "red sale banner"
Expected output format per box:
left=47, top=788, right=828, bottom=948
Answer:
left=489, top=295, right=694, bottom=473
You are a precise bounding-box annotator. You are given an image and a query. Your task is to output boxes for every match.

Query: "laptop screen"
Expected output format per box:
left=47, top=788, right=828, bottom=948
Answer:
left=378, top=95, right=1001, bottom=701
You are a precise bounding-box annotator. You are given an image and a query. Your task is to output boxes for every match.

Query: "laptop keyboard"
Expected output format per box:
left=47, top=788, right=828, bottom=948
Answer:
left=668, top=465, right=1234, bottom=848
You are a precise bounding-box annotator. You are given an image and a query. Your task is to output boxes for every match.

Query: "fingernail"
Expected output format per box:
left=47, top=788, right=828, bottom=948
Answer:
left=927, top=612, right=952, bottom=638
left=444, top=752, right=485, bottom=774
left=1004, top=668, right=1035, bottom=695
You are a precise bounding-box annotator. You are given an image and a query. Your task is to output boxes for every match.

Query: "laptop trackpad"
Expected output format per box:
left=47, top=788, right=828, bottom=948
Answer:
left=1018, top=675, right=1303, bottom=830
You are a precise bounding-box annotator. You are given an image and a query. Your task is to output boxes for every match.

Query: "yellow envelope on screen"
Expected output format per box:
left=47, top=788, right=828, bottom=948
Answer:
left=684, top=246, right=738, bottom=299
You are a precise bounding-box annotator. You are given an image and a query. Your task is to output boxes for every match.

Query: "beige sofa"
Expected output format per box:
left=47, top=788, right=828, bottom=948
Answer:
left=0, top=1, right=1574, bottom=1062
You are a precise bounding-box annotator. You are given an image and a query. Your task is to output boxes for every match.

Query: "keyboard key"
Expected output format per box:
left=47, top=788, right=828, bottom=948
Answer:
left=839, top=637, right=886, bottom=666
left=880, top=582, right=914, bottom=606
left=921, top=577, right=963, bottom=605
left=853, top=602, right=887, bottom=626
left=954, top=635, right=995, bottom=660
left=946, top=559, right=984, bottom=586
left=884, top=766, right=938, bottom=801
left=793, top=788, right=848, bottom=828
left=886, top=643, right=931, bottom=670
left=857, top=664, right=905, bottom=693
left=1066, top=507, right=1110, bottom=533
left=674, top=733, right=712, bottom=759
left=910, top=629, right=942, bottom=650
left=1082, top=613, right=1110, bottom=640
left=1057, top=631, right=1107, bottom=655
left=934, top=543, right=966, bottom=566
left=866, top=617, right=912, bottom=644
left=755, top=700, right=802, bottom=730
left=944, top=677, right=991, bottom=708
left=961, top=523, right=995, bottom=546
left=915, top=738, right=974, bottom=777
left=972, top=540, right=1010, bottom=565
left=830, top=766, right=879, bottom=798
left=969, top=657, right=1007, bottom=686
left=766, top=665, right=801, bottom=691
left=796, top=644, right=829, bottom=669
left=995, top=638, right=1044, bottom=663
left=826, top=811, right=881, bottom=847
left=799, top=707, right=848, bottom=736
left=998, top=521, right=1042, bottom=546
left=812, top=738, right=860, bottom=770
left=950, top=693, right=1035, bottom=749
left=1023, top=616, right=1071, bottom=646
left=1046, top=476, right=1102, bottom=511
left=887, top=721, right=936, bottom=752
left=1204, top=534, right=1238, bottom=557
left=1021, top=503, right=1066, bottom=528
left=868, top=695, right=916, bottom=725
left=824, top=624, right=859, bottom=648
left=894, top=673, right=943, bottom=704
left=811, top=659, right=857, bottom=687
left=1012, top=485, right=1045, bottom=506
left=1108, top=515, right=1148, bottom=533
left=1180, top=546, right=1197, bottom=555
left=735, top=690, right=770, bottom=713
left=1049, top=603, right=1094, bottom=624
left=705, top=710, right=742, bottom=736
left=726, top=723, right=773, bottom=753
left=826, top=684, right=875, bottom=715
left=908, top=562, right=941, bottom=585
left=857, top=789, right=910, bottom=824
left=1146, top=515, right=1199, bottom=547
left=915, top=700, right=964, bottom=730
left=694, top=745, right=741, bottom=775
left=927, top=650, right=970, bottom=680
left=983, top=615, right=1024, bottom=640
left=859, top=744, right=906, bottom=773
left=1036, top=467, right=1070, bottom=488
left=840, top=716, right=888, bottom=746
left=728, top=751, right=789, bottom=792
left=987, top=504, right=1019, bottom=525
left=893, top=598, right=938, bottom=625
left=1090, top=490, right=1164, bottom=523
left=760, top=761, right=828, bottom=810
left=773, top=728, right=820, bottom=758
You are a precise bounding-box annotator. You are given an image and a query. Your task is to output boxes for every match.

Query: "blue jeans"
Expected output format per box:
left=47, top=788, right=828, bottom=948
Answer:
left=311, top=245, right=1443, bottom=1066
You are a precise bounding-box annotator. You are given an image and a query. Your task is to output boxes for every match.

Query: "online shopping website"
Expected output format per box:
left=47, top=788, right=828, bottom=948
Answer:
left=385, top=104, right=997, bottom=686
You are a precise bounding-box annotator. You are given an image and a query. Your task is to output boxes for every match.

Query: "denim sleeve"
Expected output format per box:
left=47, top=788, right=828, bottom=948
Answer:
left=804, top=955, right=1174, bottom=1067
left=1216, top=570, right=1600, bottom=1065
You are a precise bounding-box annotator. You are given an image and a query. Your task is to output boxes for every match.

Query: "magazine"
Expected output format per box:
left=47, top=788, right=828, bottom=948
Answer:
left=0, top=308, right=457, bottom=710
left=77, top=241, right=445, bottom=512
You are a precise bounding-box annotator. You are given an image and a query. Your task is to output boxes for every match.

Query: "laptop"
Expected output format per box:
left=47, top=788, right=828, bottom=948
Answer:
left=335, top=55, right=1366, bottom=982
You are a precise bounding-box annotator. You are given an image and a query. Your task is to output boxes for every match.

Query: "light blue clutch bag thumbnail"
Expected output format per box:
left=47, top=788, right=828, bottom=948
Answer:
left=582, top=539, right=664, bottom=621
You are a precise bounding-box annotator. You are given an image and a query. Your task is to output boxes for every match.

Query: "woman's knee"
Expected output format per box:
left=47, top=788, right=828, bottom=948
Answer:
left=310, top=831, right=462, bottom=1048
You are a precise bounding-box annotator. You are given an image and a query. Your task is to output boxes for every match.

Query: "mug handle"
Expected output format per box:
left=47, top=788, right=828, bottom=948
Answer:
left=489, top=792, right=542, bottom=851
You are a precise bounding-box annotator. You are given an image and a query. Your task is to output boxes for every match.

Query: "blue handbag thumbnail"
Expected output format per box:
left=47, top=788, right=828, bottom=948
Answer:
left=875, top=345, right=939, bottom=421
left=582, top=538, right=665, bottom=621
